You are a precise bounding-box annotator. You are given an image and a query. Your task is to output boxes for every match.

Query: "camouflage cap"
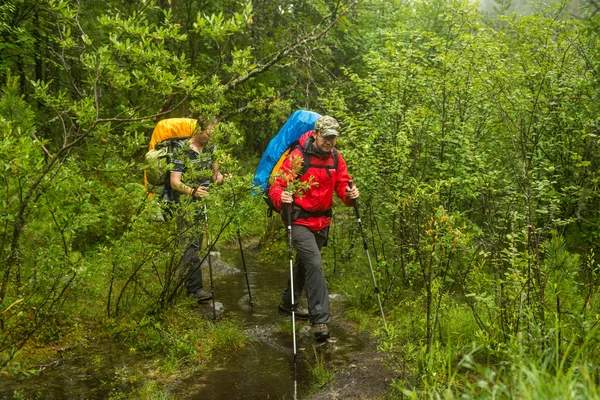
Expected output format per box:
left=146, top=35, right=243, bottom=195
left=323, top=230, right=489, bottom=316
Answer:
left=315, top=115, right=339, bottom=137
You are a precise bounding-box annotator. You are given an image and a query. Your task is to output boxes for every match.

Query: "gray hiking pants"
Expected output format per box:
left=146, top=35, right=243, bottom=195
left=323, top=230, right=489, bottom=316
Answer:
left=181, top=234, right=204, bottom=294
left=281, top=225, right=330, bottom=325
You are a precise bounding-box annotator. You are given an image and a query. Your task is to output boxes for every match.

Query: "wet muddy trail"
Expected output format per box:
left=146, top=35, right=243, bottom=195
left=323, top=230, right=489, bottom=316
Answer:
left=0, top=244, right=394, bottom=399
left=172, top=245, right=376, bottom=399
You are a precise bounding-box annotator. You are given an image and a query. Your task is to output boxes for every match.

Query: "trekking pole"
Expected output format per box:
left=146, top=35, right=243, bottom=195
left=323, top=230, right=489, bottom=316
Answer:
left=204, top=203, right=217, bottom=321
left=286, top=202, right=297, bottom=357
left=347, top=180, right=386, bottom=326
left=293, top=361, right=298, bottom=400
left=232, top=192, right=253, bottom=309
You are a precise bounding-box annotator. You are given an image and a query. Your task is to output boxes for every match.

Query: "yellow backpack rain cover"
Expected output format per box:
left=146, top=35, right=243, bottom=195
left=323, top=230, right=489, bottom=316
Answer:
left=144, top=118, right=197, bottom=197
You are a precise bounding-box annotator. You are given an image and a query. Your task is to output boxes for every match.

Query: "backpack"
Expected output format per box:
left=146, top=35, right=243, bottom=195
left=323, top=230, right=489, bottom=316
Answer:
left=252, top=110, right=321, bottom=192
left=251, top=110, right=339, bottom=216
left=145, top=138, right=187, bottom=196
left=144, top=118, right=197, bottom=198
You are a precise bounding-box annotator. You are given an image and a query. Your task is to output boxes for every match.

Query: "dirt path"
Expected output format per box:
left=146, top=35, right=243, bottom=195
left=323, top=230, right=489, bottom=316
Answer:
left=307, top=341, right=397, bottom=399
left=305, top=303, right=398, bottom=400
left=0, top=246, right=400, bottom=400
left=193, top=246, right=400, bottom=399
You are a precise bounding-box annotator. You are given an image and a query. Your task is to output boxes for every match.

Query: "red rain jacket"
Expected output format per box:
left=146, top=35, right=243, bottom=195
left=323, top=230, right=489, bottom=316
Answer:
left=268, top=131, right=354, bottom=232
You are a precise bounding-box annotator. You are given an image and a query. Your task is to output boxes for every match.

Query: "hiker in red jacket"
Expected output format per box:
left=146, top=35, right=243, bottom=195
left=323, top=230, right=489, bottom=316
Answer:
left=268, top=115, right=360, bottom=341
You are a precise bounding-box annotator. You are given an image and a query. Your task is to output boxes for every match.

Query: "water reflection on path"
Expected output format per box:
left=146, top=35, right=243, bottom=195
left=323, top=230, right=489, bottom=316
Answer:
left=0, top=245, right=367, bottom=399
left=176, top=246, right=368, bottom=399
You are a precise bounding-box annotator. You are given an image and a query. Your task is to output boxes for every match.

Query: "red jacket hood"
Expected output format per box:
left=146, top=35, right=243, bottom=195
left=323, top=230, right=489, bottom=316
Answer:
left=298, top=130, right=313, bottom=147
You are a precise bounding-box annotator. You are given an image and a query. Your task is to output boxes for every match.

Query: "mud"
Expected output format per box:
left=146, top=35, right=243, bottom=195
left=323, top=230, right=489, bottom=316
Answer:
left=0, top=245, right=398, bottom=399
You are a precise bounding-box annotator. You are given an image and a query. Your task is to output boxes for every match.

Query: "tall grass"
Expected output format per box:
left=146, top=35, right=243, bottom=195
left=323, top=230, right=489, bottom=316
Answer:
left=396, top=321, right=600, bottom=399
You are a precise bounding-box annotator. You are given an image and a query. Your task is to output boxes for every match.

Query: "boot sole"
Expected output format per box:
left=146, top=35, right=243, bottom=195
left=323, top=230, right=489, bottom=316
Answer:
left=314, top=332, right=330, bottom=342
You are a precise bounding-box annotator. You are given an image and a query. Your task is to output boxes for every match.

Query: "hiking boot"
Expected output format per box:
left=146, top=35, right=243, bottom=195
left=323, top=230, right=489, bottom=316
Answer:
left=312, top=323, right=330, bottom=342
left=278, top=302, right=309, bottom=320
left=191, top=289, right=213, bottom=302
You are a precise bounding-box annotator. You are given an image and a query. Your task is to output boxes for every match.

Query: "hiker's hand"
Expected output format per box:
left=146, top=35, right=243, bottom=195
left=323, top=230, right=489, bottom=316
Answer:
left=281, top=191, right=293, bottom=204
left=214, top=172, right=224, bottom=184
left=214, top=172, right=231, bottom=184
left=346, top=185, right=359, bottom=200
left=193, top=186, right=209, bottom=198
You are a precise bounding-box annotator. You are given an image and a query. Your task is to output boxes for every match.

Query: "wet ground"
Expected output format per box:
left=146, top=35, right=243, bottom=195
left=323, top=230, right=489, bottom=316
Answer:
left=0, top=242, right=394, bottom=399
left=173, top=245, right=374, bottom=399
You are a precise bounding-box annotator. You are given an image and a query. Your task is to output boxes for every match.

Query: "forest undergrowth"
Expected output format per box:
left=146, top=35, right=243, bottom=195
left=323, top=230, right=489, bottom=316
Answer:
left=2, top=0, right=600, bottom=398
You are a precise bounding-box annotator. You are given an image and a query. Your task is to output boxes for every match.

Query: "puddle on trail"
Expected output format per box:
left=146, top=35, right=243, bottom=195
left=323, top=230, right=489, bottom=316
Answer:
left=0, top=338, right=149, bottom=399
left=1, top=245, right=368, bottom=399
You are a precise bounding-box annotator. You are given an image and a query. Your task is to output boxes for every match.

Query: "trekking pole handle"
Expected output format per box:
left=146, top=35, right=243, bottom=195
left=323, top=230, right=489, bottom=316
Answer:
left=347, top=180, right=360, bottom=219
left=347, top=180, right=368, bottom=251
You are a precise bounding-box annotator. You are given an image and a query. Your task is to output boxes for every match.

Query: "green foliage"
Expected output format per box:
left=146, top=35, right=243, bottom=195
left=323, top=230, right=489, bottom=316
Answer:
left=2, top=0, right=600, bottom=397
left=116, top=312, right=247, bottom=362
left=323, top=0, right=600, bottom=397
left=270, top=153, right=318, bottom=199
left=305, top=347, right=335, bottom=393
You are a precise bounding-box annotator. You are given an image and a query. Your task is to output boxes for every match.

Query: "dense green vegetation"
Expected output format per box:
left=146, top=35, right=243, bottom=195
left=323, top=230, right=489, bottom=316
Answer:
left=2, top=0, right=600, bottom=397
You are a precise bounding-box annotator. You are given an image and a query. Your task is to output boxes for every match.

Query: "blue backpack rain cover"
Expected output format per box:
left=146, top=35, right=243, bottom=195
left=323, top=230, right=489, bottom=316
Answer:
left=252, top=110, right=321, bottom=192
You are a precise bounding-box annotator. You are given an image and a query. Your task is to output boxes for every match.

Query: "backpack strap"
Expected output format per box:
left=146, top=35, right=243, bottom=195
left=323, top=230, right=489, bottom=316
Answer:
left=155, top=137, right=188, bottom=152
left=155, top=137, right=188, bottom=196
left=278, top=140, right=339, bottom=222
left=282, top=204, right=333, bottom=224
left=298, top=138, right=339, bottom=178
left=264, top=138, right=339, bottom=218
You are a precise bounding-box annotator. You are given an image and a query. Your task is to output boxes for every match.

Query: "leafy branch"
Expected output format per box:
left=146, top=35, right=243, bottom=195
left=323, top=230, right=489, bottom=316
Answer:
left=270, top=153, right=317, bottom=200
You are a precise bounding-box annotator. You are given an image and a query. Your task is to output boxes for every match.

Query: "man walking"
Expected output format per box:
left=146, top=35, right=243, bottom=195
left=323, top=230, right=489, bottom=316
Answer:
left=268, top=115, right=360, bottom=341
left=163, top=116, right=223, bottom=302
